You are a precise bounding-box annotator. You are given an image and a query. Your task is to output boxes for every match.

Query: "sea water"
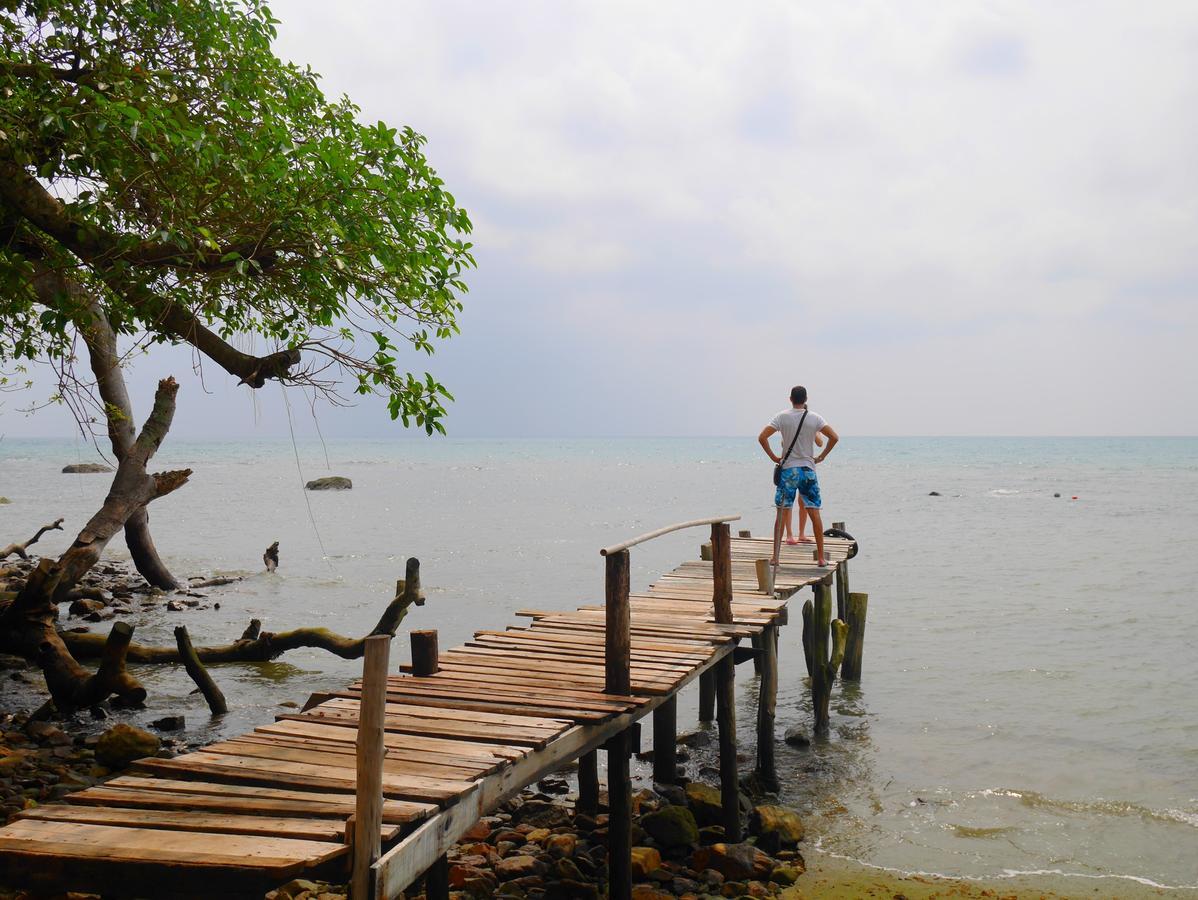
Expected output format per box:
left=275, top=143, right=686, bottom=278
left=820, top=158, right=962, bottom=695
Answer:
left=1, top=436, right=1196, bottom=891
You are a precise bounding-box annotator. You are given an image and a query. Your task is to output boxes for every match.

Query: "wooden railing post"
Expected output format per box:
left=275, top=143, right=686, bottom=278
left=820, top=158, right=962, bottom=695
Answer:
left=710, top=522, right=741, bottom=841
left=604, top=549, right=632, bottom=900
left=652, top=695, right=677, bottom=784
left=832, top=521, right=848, bottom=620
left=352, top=634, right=389, bottom=899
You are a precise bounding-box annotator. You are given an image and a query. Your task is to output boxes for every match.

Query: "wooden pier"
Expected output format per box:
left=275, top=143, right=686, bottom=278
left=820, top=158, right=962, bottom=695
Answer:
left=0, top=520, right=863, bottom=899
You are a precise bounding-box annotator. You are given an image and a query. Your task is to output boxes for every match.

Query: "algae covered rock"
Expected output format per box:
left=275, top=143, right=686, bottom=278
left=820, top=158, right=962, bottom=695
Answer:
left=629, top=845, right=661, bottom=879
left=640, top=804, right=699, bottom=848
left=305, top=475, right=352, bottom=490
left=684, top=781, right=723, bottom=826
left=62, top=462, right=111, bottom=473
left=749, top=804, right=805, bottom=852
left=692, top=842, right=774, bottom=881
left=94, top=723, right=160, bottom=769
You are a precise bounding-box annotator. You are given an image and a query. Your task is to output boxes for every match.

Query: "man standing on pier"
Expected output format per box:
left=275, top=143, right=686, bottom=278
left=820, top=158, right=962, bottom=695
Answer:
left=758, top=386, right=839, bottom=569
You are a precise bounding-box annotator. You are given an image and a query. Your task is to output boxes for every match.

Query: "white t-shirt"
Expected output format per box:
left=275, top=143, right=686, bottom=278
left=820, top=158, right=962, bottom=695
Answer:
left=769, top=407, right=826, bottom=469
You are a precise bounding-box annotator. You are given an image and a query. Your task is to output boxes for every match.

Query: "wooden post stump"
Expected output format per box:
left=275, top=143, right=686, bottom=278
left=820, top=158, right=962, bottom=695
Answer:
left=174, top=625, right=227, bottom=715
left=755, top=558, right=773, bottom=594
left=803, top=579, right=846, bottom=732
left=577, top=749, right=599, bottom=817
left=351, top=634, right=389, bottom=899
left=604, top=549, right=632, bottom=900
left=711, top=522, right=741, bottom=840
left=832, top=521, right=847, bottom=620
left=754, top=624, right=779, bottom=792
left=410, top=629, right=439, bottom=676
left=652, top=695, right=678, bottom=784
left=841, top=592, right=869, bottom=680
left=738, top=529, right=752, bottom=538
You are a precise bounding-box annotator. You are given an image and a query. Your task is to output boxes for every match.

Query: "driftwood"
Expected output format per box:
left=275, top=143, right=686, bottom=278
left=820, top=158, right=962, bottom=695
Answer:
left=1, top=519, right=64, bottom=560
left=0, top=377, right=187, bottom=709
left=175, top=625, right=228, bottom=715
left=64, top=558, right=425, bottom=666
left=264, top=541, right=279, bottom=572
left=187, top=575, right=243, bottom=589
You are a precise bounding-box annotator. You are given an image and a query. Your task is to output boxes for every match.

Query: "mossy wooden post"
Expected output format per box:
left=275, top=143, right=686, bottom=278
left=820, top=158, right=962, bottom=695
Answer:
left=352, top=634, right=389, bottom=900
left=410, top=630, right=448, bottom=899
left=653, top=694, right=678, bottom=784
left=754, top=623, right=780, bottom=792
left=700, top=541, right=713, bottom=561
left=755, top=558, right=773, bottom=595
left=711, top=522, right=741, bottom=840
left=841, top=592, right=869, bottom=681
left=577, top=749, right=599, bottom=816
left=803, top=578, right=847, bottom=732
left=604, top=549, right=632, bottom=900
left=832, top=521, right=848, bottom=620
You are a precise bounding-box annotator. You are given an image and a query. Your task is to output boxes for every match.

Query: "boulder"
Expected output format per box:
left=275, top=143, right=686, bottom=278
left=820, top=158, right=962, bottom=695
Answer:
left=494, top=854, right=544, bottom=880
left=94, top=724, right=160, bottom=769
left=512, top=798, right=571, bottom=829
left=150, top=715, right=186, bottom=732
left=684, top=781, right=723, bottom=826
left=0, top=496, right=10, bottom=504
left=748, top=805, right=804, bottom=852
left=68, top=598, right=106, bottom=617
left=692, top=842, right=774, bottom=881
left=630, top=886, right=673, bottom=900
left=770, top=864, right=802, bottom=885
left=640, top=805, right=699, bottom=848
left=782, top=726, right=810, bottom=748
left=62, top=463, right=112, bottom=473
left=545, top=833, right=576, bottom=858
left=630, top=846, right=661, bottom=879
left=304, top=476, right=352, bottom=491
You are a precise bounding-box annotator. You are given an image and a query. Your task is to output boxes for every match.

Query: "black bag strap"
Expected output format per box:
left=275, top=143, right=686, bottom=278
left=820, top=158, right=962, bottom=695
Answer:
left=778, top=408, right=809, bottom=467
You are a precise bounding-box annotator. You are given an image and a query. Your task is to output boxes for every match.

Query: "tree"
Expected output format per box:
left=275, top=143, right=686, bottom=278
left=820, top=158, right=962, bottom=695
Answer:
left=0, top=0, right=472, bottom=705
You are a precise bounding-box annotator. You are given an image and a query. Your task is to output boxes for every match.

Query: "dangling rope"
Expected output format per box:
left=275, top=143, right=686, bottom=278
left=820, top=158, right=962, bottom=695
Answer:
left=280, top=383, right=334, bottom=571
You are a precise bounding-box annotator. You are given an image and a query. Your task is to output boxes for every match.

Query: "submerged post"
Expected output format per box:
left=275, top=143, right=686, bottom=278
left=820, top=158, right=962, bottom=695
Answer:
left=604, top=549, right=632, bottom=900
left=577, top=750, right=599, bottom=817
left=841, top=592, right=869, bottom=680
left=711, top=522, right=741, bottom=840
left=754, top=623, right=779, bottom=791
left=653, top=695, right=678, bottom=784
left=352, top=634, right=389, bottom=899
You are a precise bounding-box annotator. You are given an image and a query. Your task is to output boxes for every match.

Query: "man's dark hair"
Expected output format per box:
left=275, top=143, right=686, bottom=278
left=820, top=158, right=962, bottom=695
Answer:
left=790, top=385, right=807, bottom=405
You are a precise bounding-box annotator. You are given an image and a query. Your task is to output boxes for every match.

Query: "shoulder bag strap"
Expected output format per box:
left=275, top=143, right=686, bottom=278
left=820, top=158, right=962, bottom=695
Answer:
left=779, top=408, right=809, bottom=467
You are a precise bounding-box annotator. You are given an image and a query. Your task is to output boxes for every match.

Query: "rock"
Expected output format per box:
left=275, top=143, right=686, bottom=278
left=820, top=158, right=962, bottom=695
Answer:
left=698, top=825, right=726, bottom=845
left=544, top=833, right=576, bottom=858
left=83, top=607, right=115, bottom=622
left=0, top=496, right=10, bottom=504
left=94, top=724, right=160, bottom=769
left=782, top=726, right=809, bottom=748
left=692, top=843, right=775, bottom=881
left=513, top=798, right=571, bottom=829
left=166, top=599, right=185, bottom=612
left=676, top=730, right=712, bottom=748
left=62, top=463, right=111, bottom=473
left=495, top=854, right=544, bottom=880
left=749, top=805, right=804, bottom=852
left=524, top=827, right=552, bottom=844
left=26, top=722, right=71, bottom=746
left=654, top=783, right=687, bottom=806
left=630, top=846, right=662, bottom=879
left=305, top=476, right=352, bottom=491
left=928, top=490, right=941, bottom=496
left=641, top=804, right=699, bottom=848
left=545, top=881, right=599, bottom=900
left=462, top=818, right=493, bottom=842
left=770, top=864, right=802, bottom=885
left=150, top=716, right=185, bottom=732
left=630, top=886, right=673, bottom=900
left=684, top=782, right=723, bottom=826
left=68, top=598, right=106, bottom=617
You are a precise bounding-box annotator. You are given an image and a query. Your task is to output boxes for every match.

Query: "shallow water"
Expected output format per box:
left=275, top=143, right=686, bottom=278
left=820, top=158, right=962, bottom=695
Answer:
left=2, top=436, right=1196, bottom=891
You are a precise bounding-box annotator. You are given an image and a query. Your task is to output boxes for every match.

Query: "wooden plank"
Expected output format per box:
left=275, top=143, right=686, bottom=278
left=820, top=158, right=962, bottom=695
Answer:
left=230, top=733, right=504, bottom=776
left=375, top=673, right=648, bottom=706
left=256, top=719, right=524, bottom=762
left=317, top=697, right=571, bottom=733
left=284, top=709, right=559, bottom=749
left=444, top=647, right=685, bottom=682
left=205, top=739, right=488, bottom=781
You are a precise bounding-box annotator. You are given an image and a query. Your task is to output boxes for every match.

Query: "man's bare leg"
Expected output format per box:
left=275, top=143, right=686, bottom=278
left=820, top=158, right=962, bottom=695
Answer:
left=797, top=501, right=814, bottom=542
left=771, top=506, right=787, bottom=565
left=783, top=506, right=795, bottom=543
left=809, top=508, right=826, bottom=565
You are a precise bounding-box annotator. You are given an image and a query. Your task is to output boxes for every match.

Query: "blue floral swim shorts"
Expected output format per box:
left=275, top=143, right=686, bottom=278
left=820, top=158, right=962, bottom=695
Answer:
left=775, top=466, right=821, bottom=509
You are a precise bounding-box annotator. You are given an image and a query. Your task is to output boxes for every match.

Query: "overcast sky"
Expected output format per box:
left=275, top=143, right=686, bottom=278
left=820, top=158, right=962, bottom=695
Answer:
left=7, top=0, right=1198, bottom=438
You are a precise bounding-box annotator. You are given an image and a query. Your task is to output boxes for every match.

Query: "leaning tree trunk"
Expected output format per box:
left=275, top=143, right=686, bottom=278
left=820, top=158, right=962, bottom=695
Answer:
left=0, top=376, right=190, bottom=709
left=73, top=293, right=181, bottom=590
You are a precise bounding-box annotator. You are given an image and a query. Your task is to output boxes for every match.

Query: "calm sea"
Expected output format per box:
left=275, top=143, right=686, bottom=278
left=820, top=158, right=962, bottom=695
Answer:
left=2, top=436, right=1196, bottom=892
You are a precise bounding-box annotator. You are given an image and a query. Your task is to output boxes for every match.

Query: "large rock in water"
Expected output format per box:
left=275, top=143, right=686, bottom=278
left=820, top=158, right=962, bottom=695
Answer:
left=749, top=804, right=805, bottom=852
left=691, top=842, right=774, bottom=881
left=62, top=462, right=111, bottom=473
left=95, top=723, right=160, bottom=769
left=305, top=475, right=352, bottom=490
left=640, top=804, right=699, bottom=848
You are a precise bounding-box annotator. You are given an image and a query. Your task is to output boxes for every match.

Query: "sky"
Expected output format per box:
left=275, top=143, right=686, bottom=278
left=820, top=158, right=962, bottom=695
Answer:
left=6, top=0, right=1198, bottom=438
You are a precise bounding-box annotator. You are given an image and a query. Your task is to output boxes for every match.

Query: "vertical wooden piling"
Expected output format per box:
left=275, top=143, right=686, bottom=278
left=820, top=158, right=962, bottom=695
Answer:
left=410, top=629, right=448, bottom=898
left=754, top=624, right=779, bottom=792
left=577, top=749, right=599, bottom=817
left=711, top=522, right=741, bottom=840
left=604, top=549, right=632, bottom=900
left=698, top=670, right=715, bottom=722
left=841, top=592, right=869, bottom=681
left=410, top=629, right=439, bottom=676
left=652, top=695, right=678, bottom=784
left=832, top=521, right=847, bottom=621
left=351, top=634, right=389, bottom=899
left=738, top=529, right=752, bottom=538
left=755, top=558, right=773, bottom=595
left=806, top=579, right=847, bottom=732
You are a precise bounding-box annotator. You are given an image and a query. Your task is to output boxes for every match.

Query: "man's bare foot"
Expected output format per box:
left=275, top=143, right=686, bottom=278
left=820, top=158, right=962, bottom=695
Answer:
left=769, top=557, right=779, bottom=566
left=817, top=559, right=831, bottom=567
left=785, top=537, right=799, bottom=545
left=797, top=536, right=815, bottom=544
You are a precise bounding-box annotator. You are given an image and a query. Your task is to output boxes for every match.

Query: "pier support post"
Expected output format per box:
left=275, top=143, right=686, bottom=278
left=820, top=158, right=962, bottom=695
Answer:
left=755, top=558, right=773, bottom=594
left=351, top=634, right=389, bottom=900
left=604, top=549, right=633, bottom=900
left=698, top=670, right=715, bottom=722
left=804, top=579, right=846, bottom=732
left=841, top=592, right=869, bottom=681
left=832, top=521, right=848, bottom=620
left=577, top=749, right=599, bottom=817
left=738, top=529, right=752, bottom=538
left=754, top=623, right=779, bottom=792
left=711, top=522, right=741, bottom=840
left=410, top=629, right=439, bottom=676
left=652, top=695, right=678, bottom=784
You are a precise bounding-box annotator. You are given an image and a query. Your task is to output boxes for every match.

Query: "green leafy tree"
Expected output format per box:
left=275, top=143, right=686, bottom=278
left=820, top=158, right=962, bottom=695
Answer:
left=0, top=0, right=473, bottom=589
